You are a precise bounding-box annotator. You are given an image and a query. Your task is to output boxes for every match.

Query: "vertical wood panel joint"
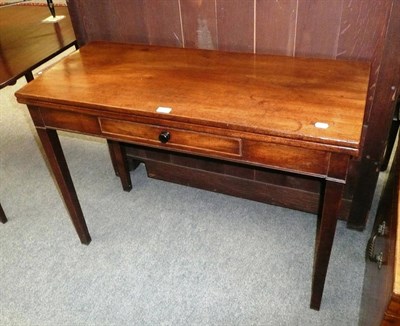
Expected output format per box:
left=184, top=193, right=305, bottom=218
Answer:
left=293, top=0, right=299, bottom=57
left=178, top=0, right=185, bottom=48
left=214, top=0, right=219, bottom=49
left=253, top=0, right=256, bottom=53
left=333, top=0, right=345, bottom=59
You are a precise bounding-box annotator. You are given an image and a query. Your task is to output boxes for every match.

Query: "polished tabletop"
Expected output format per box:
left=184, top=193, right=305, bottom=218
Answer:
left=0, top=4, right=76, bottom=88
left=16, top=42, right=370, bottom=155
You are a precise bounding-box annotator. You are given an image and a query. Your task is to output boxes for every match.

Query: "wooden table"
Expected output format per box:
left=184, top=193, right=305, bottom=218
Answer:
left=0, top=4, right=76, bottom=223
left=0, top=4, right=77, bottom=87
left=15, top=42, right=370, bottom=310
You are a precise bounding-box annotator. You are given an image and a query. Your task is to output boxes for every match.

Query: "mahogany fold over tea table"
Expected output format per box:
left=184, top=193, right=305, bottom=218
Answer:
left=15, top=42, right=370, bottom=310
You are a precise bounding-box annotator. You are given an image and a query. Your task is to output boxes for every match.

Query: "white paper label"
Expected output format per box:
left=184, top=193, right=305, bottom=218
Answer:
left=156, top=106, right=172, bottom=114
left=42, top=15, right=66, bottom=23
left=314, top=122, right=329, bottom=129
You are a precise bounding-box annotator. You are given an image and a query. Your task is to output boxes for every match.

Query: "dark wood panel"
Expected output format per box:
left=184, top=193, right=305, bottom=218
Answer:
left=124, top=144, right=331, bottom=216
left=215, top=0, right=254, bottom=52
left=75, top=0, right=182, bottom=47
left=223, top=162, right=255, bottom=180
left=256, top=0, right=297, bottom=56
left=67, top=0, right=86, bottom=45
left=348, top=0, right=400, bottom=229
left=348, top=0, right=392, bottom=222
left=69, top=0, right=148, bottom=44
left=180, top=0, right=217, bottom=50
left=105, top=0, right=148, bottom=44
left=295, top=0, right=343, bottom=58
left=171, top=154, right=227, bottom=174
left=143, top=0, right=182, bottom=47
left=75, top=1, right=112, bottom=42
left=255, top=169, right=321, bottom=193
left=337, top=0, right=391, bottom=60
left=337, top=0, right=391, bottom=127
left=143, top=159, right=321, bottom=215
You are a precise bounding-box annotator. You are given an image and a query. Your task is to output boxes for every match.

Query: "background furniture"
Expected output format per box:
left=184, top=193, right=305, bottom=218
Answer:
left=0, top=4, right=76, bottom=87
left=0, top=3, right=76, bottom=222
left=359, top=135, right=399, bottom=325
left=66, top=0, right=400, bottom=230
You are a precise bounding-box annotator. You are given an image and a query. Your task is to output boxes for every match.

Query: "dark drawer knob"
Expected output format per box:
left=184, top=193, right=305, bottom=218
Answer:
left=159, top=131, right=170, bottom=144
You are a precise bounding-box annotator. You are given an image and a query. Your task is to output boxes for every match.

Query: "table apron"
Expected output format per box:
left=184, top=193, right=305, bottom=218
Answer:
left=30, top=106, right=346, bottom=179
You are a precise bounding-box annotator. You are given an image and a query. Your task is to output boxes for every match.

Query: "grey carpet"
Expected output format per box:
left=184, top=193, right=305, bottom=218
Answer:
left=0, top=59, right=387, bottom=325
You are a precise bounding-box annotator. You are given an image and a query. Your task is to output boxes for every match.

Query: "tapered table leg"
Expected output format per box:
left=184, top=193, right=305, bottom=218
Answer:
left=36, top=128, right=91, bottom=244
left=310, top=180, right=344, bottom=310
left=107, top=140, right=132, bottom=192
left=0, top=203, right=7, bottom=224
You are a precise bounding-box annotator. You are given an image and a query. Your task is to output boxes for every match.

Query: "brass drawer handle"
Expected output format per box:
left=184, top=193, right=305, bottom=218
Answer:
left=366, top=221, right=387, bottom=270
left=378, top=221, right=388, bottom=236
left=367, top=234, right=384, bottom=269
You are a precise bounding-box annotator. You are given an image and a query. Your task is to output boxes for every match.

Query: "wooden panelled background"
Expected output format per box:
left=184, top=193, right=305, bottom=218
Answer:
left=69, top=0, right=391, bottom=59
left=67, top=0, right=399, bottom=228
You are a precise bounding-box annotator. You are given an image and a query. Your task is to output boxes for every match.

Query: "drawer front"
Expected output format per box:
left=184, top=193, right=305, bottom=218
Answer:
left=99, top=118, right=242, bottom=158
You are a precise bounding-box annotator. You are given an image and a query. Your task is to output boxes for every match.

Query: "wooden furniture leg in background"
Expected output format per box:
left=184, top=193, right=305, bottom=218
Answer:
left=107, top=140, right=120, bottom=177
left=0, top=203, right=7, bottom=224
left=107, top=140, right=132, bottom=192
left=35, top=128, right=91, bottom=244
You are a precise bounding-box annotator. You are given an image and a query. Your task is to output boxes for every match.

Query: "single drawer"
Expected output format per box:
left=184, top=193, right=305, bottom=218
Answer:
left=99, top=118, right=242, bottom=158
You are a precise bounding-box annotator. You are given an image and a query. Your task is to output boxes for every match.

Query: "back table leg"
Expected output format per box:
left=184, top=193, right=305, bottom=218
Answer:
left=107, top=140, right=132, bottom=192
left=0, top=203, right=7, bottom=223
left=107, top=140, right=120, bottom=177
left=36, top=128, right=91, bottom=244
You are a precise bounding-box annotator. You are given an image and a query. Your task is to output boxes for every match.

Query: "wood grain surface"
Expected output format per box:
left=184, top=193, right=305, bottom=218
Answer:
left=15, top=42, right=370, bottom=153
